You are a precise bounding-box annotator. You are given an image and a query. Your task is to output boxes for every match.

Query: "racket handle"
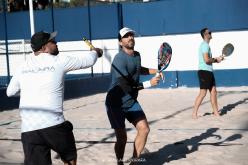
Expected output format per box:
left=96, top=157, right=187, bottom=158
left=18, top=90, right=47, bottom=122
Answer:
left=83, top=37, right=95, bottom=49
left=156, top=72, right=160, bottom=77
left=156, top=71, right=165, bottom=83
left=221, top=55, right=225, bottom=60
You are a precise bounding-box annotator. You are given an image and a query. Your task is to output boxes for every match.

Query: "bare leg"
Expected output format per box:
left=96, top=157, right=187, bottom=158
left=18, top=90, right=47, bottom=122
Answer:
left=132, top=118, right=150, bottom=159
left=114, top=129, right=127, bottom=165
left=210, top=86, right=220, bottom=116
left=193, top=89, right=207, bottom=119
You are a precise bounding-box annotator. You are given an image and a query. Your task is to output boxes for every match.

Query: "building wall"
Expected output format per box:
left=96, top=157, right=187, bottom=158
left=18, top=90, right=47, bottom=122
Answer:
left=1, top=0, right=248, bottom=40
left=0, top=0, right=247, bottom=88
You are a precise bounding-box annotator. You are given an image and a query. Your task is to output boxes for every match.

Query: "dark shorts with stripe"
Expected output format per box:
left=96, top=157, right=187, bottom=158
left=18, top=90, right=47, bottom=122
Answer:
left=105, top=86, right=146, bottom=129
left=21, top=121, right=77, bottom=165
left=198, top=70, right=216, bottom=89
left=105, top=101, right=146, bottom=129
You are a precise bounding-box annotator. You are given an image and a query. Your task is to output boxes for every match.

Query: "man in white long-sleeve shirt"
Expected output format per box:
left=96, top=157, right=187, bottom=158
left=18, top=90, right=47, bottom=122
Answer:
left=6, top=31, right=103, bottom=165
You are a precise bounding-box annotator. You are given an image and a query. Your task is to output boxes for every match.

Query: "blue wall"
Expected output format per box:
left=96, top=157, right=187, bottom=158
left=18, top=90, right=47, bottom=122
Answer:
left=53, top=7, right=89, bottom=41
left=0, top=0, right=247, bottom=88
left=0, top=75, right=111, bottom=110
left=1, top=0, right=248, bottom=41
left=122, top=0, right=248, bottom=36
left=141, top=68, right=248, bottom=88
left=0, top=4, right=120, bottom=41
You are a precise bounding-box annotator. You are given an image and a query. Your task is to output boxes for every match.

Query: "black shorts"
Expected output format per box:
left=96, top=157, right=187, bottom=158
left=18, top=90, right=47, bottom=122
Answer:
left=198, top=70, right=216, bottom=89
left=21, top=121, right=77, bottom=165
left=105, top=85, right=146, bottom=129
left=105, top=101, right=146, bottom=129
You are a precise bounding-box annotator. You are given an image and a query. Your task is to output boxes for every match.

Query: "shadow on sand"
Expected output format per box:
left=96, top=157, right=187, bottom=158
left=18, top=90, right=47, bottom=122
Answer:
left=219, top=97, right=248, bottom=116
left=203, top=96, right=248, bottom=117
left=135, top=128, right=242, bottom=165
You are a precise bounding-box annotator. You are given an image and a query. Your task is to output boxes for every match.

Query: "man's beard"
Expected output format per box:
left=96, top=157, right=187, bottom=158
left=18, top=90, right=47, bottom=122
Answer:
left=126, top=40, right=135, bottom=49
left=51, top=48, right=59, bottom=55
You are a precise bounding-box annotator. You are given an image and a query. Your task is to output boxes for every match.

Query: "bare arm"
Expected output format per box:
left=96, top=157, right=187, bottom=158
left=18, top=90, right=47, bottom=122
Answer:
left=137, top=67, right=162, bottom=89
left=140, top=67, right=157, bottom=75
left=204, top=53, right=223, bottom=64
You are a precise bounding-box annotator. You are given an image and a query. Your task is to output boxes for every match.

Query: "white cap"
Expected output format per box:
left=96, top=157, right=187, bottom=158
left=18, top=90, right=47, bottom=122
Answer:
left=119, top=27, right=135, bottom=38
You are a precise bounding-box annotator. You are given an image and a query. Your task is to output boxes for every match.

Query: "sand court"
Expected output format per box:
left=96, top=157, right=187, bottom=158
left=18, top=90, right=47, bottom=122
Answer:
left=1, top=87, right=248, bottom=165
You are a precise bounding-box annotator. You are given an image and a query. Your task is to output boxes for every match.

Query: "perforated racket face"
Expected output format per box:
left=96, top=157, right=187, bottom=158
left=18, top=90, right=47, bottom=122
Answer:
left=158, top=42, right=172, bottom=71
left=222, top=43, right=234, bottom=57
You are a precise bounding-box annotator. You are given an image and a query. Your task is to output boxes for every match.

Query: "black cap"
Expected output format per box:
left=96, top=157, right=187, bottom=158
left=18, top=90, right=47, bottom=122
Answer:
left=31, top=31, right=57, bottom=51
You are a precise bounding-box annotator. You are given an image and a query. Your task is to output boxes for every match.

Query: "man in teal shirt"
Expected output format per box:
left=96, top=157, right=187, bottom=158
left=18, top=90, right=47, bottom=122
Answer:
left=193, top=28, right=224, bottom=119
left=105, top=27, right=161, bottom=164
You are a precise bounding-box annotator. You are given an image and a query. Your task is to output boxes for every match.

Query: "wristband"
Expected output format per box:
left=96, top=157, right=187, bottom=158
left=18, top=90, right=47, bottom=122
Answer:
left=142, top=80, right=152, bottom=89
left=212, top=58, right=217, bottom=63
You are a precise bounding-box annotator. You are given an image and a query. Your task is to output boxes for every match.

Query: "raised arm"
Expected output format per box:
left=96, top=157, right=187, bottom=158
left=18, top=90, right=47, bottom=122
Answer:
left=140, top=67, right=158, bottom=75
left=63, top=48, right=103, bottom=72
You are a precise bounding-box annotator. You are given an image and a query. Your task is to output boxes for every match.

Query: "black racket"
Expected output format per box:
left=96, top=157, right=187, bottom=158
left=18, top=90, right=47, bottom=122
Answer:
left=222, top=43, right=234, bottom=58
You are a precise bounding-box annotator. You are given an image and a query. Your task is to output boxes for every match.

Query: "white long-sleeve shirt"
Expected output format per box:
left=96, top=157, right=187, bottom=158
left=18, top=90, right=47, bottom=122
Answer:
left=7, top=51, right=97, bottom=132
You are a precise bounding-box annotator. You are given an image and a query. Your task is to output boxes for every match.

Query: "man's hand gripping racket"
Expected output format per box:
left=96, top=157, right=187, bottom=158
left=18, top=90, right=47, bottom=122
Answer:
left=82, top=37, right=103, bottom=57
left=155, top=42, right=172, bottom=82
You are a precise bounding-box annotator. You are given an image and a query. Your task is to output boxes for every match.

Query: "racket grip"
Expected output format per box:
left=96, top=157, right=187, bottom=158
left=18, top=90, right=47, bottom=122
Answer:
left=156, top=71, right=165, bottom=83
left=155, top=72, right=160, bottom=77
left=83, top=37, right=95, bottom=49
left=220, top=55, right=225, bottom=60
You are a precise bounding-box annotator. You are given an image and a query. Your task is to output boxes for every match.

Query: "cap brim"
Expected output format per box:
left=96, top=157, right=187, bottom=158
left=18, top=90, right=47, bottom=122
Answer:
left=120, top=31, right=135, bottom=39
left=126, top=30, right=135, bottom=35
left=48, top=31, right=57, bottom=41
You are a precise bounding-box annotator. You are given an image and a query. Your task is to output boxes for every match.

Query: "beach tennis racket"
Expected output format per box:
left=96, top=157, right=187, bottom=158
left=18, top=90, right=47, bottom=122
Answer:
left=156, top=42, right=172, bottom=77
left=222, top=43, right=234, bottom=58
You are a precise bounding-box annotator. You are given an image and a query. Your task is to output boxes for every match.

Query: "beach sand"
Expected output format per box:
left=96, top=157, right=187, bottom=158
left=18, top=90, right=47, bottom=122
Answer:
left=0, top=87, right=248, bottom=165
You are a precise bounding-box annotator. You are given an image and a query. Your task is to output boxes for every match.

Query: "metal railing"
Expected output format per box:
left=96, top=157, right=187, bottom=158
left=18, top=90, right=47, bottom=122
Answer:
left=0, top=39, right=31, bottom=87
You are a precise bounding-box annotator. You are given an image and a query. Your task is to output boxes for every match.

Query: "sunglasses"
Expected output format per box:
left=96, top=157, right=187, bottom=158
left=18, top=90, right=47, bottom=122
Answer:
left=206, top=31, right=212, bottom=35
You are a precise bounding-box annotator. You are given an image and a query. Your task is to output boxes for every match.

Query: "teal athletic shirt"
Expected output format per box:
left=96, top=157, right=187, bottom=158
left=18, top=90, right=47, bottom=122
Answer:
left=198, top=41, right=213, bottom=72
left=107, top=50, right=141, bottom=109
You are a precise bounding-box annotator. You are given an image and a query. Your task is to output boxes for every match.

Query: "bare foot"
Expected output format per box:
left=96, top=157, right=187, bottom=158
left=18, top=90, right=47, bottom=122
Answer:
left=192, top=113, right=198, bottom=119
left=213, top=111, right=220, bottom=117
